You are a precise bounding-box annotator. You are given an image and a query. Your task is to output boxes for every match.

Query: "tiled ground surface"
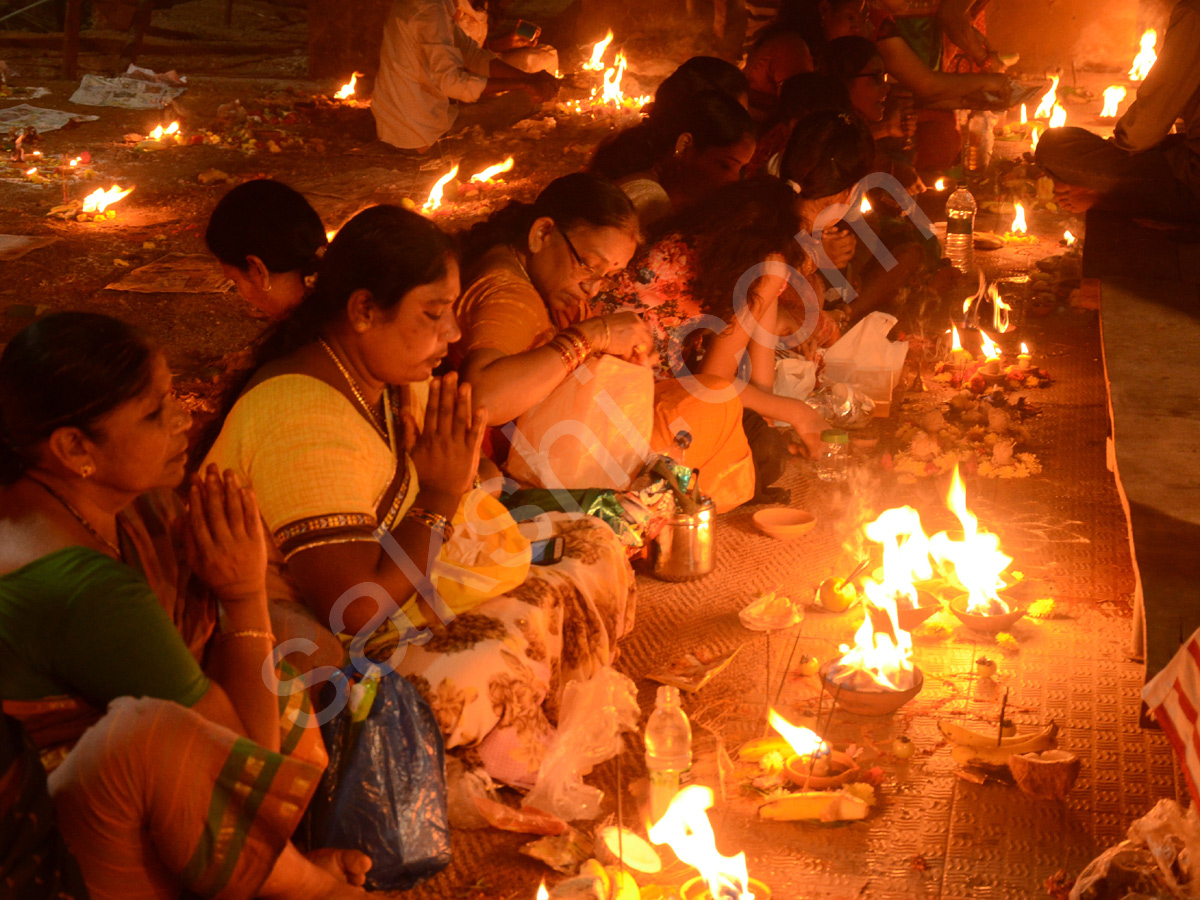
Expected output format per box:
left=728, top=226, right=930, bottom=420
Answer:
left=406, top=261, right=1178, bottom=900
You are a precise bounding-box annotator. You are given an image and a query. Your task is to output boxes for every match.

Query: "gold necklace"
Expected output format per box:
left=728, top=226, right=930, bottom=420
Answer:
left=318, top=338, right=393, bottom=446
left=28, top=476, right=123, bottom=560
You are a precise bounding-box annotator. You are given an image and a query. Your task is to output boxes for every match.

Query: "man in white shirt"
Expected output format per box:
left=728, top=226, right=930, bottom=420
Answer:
left=372, top=0, right=559, bottom=152
left=1035, top=0, right=1200, bottom=221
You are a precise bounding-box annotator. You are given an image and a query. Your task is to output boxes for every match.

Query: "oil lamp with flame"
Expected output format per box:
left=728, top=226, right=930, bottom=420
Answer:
left=1101, top=85, right=1127, bottom=118
left=1018, top=342, right=1033, bottom=370
left=1034, top=74, right=1059, bottom=119
left=81, top=185, right=133, bottom=215
left=649, top=786, right=767, bottom=900
left=470, top=156, right=515, bottom=184
left=978, top=330, right=1002, bottom=374
left=334, top=72, right=361, bottom=100
left=931, top=467, right=1027, bottom=632
left=421, top=164, right=459, bottom=213
left=1129, top=29, right=1157, bottom=81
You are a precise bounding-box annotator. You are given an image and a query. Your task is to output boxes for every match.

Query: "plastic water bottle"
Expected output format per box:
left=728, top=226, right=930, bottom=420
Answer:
left=645, top=685, right=692, bottom=824
left=945, top=184, right=977, bottom=273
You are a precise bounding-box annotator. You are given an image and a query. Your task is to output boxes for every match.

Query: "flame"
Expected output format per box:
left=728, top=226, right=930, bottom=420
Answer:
left=421, top=164, right=460, bottom=213
left=1019, top=103, right=1027, bottom=124
left=1101, top=85, right=1127, bottom=118
left=648, top=786, right=755, bottom=900
left=149, top=121, right=180, bottom=140
left=1010, top=202, right=1027, bottom=234
left=930, top=467, right=1012, bottom=614
left=1031, top=127, right=1040, bottom=151
left=81, top=185, right=133, bottom=213
left=768, top=708, right=828, bottom=759
left=334, top=72, right=362, bottom=100
left=934, top=177, right=945, bottom=191
left=601, top=52, right=627, bottom=106
left=1129, top=29, right=1157, bottom=81
left=583, top=29, right=614, bottom=71
left=1034, top=74, right=1059, bottom=119
left=25, top=167, right=35, bottom=175
left=950, top=323, right=963, bottom=352
left=1048, top=105, right=1067, bottom=128
left=69, top=157, right=80, bottom=167
left=990, top=283, right=1013, bottom=333
left=1020, top=342, right=1030, bottom=354
left=1064, top=229, right=1076, bottom=245
left=470, top=156, right=515, bottom=183
left=860, top=195, right=872, bottom=214
left=325, top=229, right=337, bottom=242
left=865, top=506, right=934, bottom=609
left=979, top=330, right=1000, bottom=359
left=535, top=880, right=548, bottom=900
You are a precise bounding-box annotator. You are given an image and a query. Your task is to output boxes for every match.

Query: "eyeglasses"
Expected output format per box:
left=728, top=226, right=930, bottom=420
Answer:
left=557, top=226, right=611, bottom=289
left=855, top=71, right=889, bottom=86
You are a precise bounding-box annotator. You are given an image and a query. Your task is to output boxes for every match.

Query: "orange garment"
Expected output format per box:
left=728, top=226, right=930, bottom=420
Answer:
left=451, top=245, right=583, bottom=366
left=650, top=375, right=755, bottom=513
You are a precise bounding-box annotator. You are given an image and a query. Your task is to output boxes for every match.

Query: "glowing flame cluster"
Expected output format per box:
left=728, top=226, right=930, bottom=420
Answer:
left=1010, top=202, right=1027, bottom=235
left=334, top=72, right=361, bottom=100
left=149, top=121, right=179, bottom=140
left=575, top=30, right=651, bottom=111
left=648, top=786, right=755, bottom=900
left=1129, top=29, right=1157, bottom=81
left=422, top=164, right=459, bottom=213
left=1048, top=105, right=1067, bottom=128
left=930, top=468, right=1013, bottom=614
left=1101, top=85, right=1127, bottom=118
left=829, top=468, right=1017, bottom=688
left=470, top=156, right=515, bottom=183
left=81, top=185, right=133, bottom=213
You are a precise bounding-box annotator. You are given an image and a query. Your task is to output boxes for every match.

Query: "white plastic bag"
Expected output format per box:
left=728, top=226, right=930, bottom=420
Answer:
left=506, top=356, right=654, bottom=491
left=522, top=667, right=639, bottom=821
left=821, top=311, right=908, bottom=402
left=772, top=357, right=817, bottom=426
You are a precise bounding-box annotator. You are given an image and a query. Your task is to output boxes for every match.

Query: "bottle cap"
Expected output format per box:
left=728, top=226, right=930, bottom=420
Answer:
left=820, top=428, right=850, bottom=444
left=656, top=685, right=680, bottom=707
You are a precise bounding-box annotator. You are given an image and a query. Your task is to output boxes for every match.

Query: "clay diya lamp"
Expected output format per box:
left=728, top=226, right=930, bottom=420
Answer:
left=948, top=595, right=1027, bottom=635
left=819, top=663, right=925, bottom=717
left=783, top=748, right=860, bottom=790
left=681, top=877, right=773, bottom=900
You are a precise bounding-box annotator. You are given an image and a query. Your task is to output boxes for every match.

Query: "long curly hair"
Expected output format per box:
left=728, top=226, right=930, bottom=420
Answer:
left=668, top=176, right=806, bottom=324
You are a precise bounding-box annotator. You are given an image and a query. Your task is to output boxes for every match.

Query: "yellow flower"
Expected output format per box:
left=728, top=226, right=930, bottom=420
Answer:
left=1028, top=598, right=1058, bottom=619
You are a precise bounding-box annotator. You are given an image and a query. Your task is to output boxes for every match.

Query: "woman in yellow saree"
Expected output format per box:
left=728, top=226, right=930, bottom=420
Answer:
left=203, top=205, right=634, bottom=788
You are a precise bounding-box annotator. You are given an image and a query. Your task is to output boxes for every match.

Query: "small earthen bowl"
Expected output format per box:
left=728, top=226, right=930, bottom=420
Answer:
left=949, top=595, right=1027, bottom=635
left=819, top=664, right=925, bottom=717
left=784, top=749, right=860, bottom=790
left=753, top=507, right=817, bottom=539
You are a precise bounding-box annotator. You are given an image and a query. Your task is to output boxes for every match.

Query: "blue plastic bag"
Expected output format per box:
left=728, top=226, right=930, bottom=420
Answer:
left=306, top=667, right=451, bottom=891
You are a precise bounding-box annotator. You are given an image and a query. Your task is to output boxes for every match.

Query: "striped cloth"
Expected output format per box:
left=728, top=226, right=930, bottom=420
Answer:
left=1144, top=629, right=1200, bottom=807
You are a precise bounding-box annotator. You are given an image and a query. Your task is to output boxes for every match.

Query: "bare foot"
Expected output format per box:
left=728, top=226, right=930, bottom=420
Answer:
left=1054, top=184, right=1101, bottom=215
left=305, top=848, right=373, bottom=888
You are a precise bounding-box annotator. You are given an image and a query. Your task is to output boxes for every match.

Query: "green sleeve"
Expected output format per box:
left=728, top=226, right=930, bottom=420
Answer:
left=52, top=553, right=210, bottom=709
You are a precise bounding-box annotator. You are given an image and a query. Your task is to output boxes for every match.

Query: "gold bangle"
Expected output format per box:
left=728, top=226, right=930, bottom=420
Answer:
left=219, top=629, right=274, bottom=641
left=562, top=326, right=591, bottom=361
left=598, top=317, right=611, bottom=351
left=547, top=336, right=577, bottom=372
left=405, top=507, right=454, bottom=541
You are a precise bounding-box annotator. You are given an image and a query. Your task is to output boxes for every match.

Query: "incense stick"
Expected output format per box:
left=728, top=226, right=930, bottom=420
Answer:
left=808, top=682, right=843, bottom=780
left=997, top=687, right=1009, bottom=747
left=615, top=733, right=625, bottom=878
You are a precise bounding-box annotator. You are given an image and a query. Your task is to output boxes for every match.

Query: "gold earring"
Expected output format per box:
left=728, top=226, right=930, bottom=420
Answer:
left=355, top=321, right=368, bottom=333
left=80, top=465, right=94, bottom=478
